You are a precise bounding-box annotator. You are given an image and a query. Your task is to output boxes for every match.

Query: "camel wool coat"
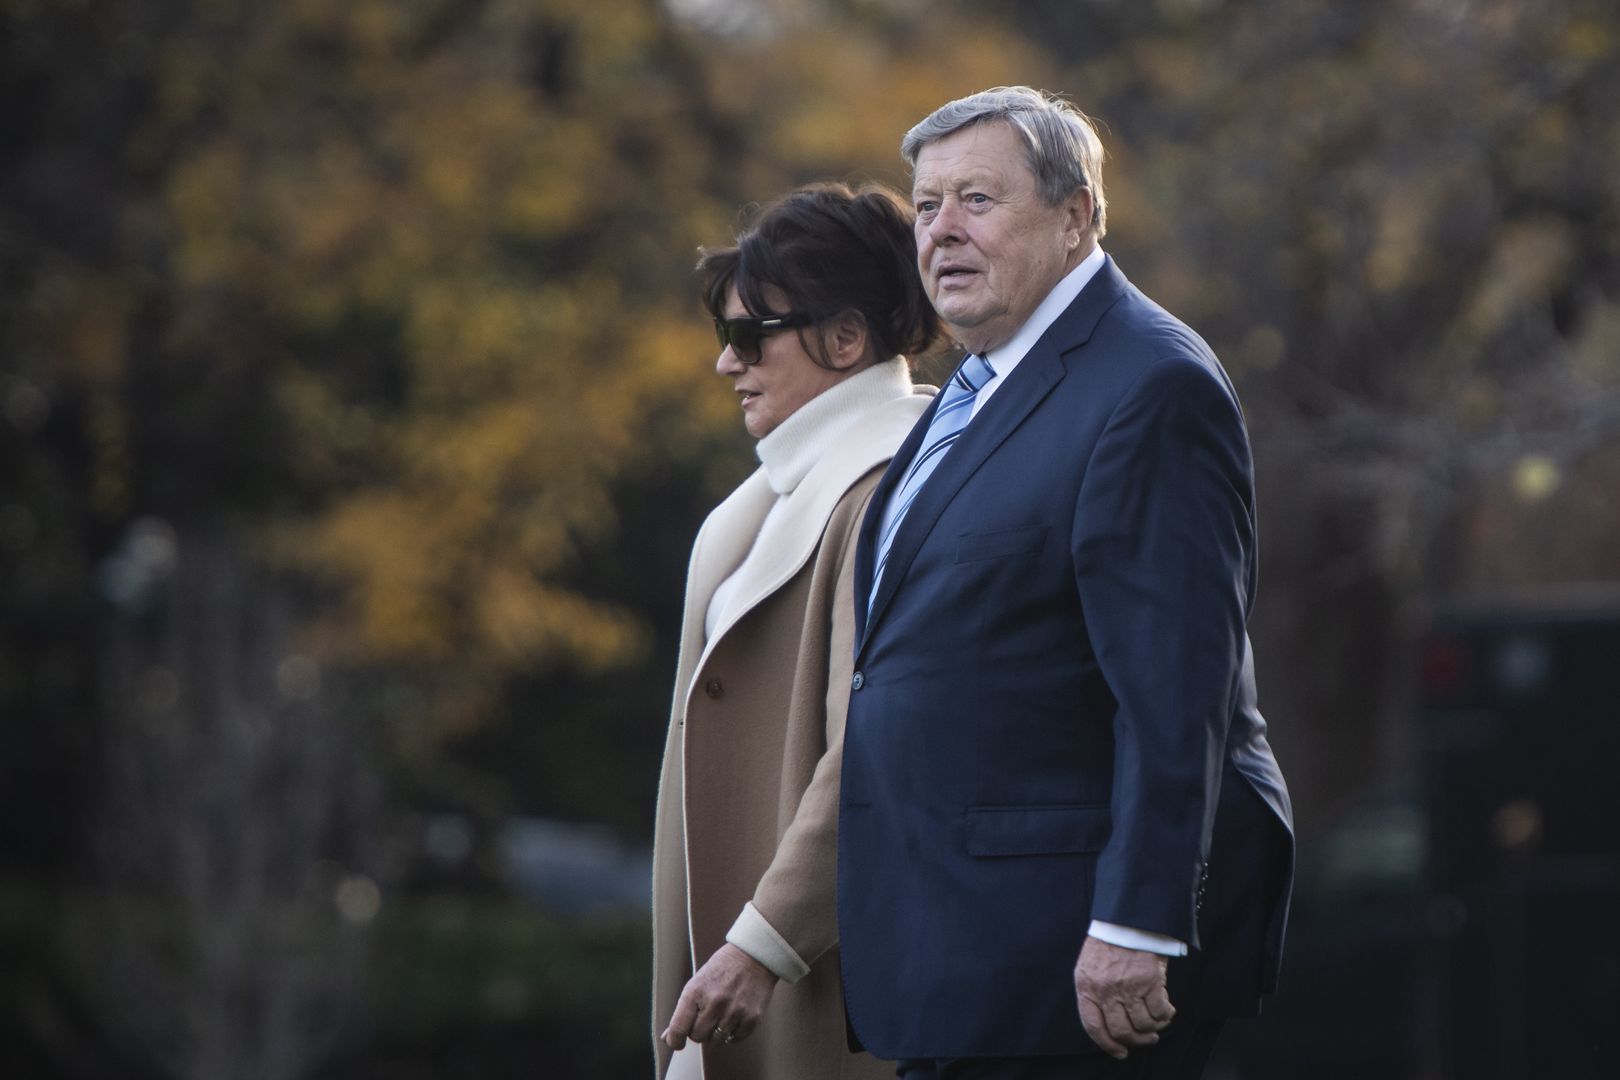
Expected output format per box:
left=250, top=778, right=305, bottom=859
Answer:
left=652, top=376, right=931, bottom=1080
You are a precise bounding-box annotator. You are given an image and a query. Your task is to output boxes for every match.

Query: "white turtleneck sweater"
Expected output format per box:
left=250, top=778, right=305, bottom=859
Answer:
left=702, top=356, right=914, bottom=642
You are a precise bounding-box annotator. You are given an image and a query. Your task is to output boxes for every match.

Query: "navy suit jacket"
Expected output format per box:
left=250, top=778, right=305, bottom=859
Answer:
left=836, top=257, right=1294, bottom=1060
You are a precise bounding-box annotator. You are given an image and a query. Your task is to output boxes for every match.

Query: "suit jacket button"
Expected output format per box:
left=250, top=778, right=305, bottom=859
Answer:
left=704, top=678, right=723, bottom=699
left=851, top=671, right=865, bottom=691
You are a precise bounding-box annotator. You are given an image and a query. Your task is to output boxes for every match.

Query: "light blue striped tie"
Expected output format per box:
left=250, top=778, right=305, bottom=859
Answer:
left=869, top=352, right=996, bottom=616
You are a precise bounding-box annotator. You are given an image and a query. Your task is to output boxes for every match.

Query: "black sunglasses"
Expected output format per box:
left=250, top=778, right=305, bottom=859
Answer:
left=713, top=312, right=815, bottom=364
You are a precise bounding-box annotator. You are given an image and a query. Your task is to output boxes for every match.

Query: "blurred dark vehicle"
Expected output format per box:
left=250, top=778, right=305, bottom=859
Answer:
left=1215, top=588, right=1620, bottom=1079
left=1418, top=590, right=1619, bottom=1079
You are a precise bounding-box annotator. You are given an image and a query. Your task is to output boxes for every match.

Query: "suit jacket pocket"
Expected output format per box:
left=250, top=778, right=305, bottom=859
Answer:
left=964, top=804, right=1112, bottom=856
left=954, top=524, right=1050, bottom=563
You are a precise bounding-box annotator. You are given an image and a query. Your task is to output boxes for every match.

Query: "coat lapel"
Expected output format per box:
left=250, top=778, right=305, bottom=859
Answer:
left=858, top=257, right=1131, bottom=652
left=685, top=390, right=931, bottom=695
left=671, top=468, right=775, bottom=708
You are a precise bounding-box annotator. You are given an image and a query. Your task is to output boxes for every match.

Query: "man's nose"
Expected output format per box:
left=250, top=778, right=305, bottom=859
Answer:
left=927, top=200, right=964, bottom=244
left=716, top=345, right=746, bottom=376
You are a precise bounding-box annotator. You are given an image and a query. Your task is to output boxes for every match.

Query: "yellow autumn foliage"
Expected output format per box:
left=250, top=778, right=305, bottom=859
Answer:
left=15, top=0, right=1620, bottom=756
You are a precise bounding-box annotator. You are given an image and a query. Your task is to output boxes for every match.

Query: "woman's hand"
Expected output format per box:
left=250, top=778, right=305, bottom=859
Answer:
left=661, top=943, right=779, bottom=1050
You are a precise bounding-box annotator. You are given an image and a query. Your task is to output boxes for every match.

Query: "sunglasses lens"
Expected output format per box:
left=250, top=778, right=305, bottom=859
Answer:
left=716, top=319, right=763, bottom=363
left=731, top=327, right=761, bottom=362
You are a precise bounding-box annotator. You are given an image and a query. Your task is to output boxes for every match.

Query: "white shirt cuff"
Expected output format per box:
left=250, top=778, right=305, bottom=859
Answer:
left=725, top=902, right=810, bottom=984
left=1089, top=920, right=1188, bottom=957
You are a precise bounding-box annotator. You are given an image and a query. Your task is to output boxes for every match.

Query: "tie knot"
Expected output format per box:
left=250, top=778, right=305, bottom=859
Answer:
left=957, top=352, right=996, bottom=394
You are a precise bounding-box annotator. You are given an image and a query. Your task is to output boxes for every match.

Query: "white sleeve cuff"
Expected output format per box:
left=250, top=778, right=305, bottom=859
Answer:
left=1089, top=920, right=1188, bottom=957
left=725, top=902, right=810, bottom=984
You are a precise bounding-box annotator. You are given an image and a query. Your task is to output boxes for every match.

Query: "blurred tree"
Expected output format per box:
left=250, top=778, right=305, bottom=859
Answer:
left=4, top=0, right=1043, bottom=833
left=94, top=525, right=375, bottom=1080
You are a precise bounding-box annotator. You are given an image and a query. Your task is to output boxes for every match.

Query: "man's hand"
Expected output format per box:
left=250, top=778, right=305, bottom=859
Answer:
left=1074, top=935, right=1176, bottom=1060
left=662, top=943, right=778, bottom=1050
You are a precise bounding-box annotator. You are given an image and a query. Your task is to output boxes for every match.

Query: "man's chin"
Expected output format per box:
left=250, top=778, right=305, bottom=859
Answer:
left=938, top=304, right=999, bottom=341
left=945, top=322, right=1001, bottom=355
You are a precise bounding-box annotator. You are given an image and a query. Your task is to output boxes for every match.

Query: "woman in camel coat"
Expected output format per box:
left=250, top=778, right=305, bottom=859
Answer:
left=653, top=182, right=941, bottom=1080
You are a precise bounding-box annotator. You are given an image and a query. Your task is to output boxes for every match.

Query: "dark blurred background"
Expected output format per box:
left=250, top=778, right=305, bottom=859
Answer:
left=3, top=1, right=1618, bottom=1077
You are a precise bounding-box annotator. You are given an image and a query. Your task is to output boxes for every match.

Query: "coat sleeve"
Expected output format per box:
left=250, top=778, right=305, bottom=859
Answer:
left=1070, top=353, right=1257, bottom=949
left=732, top=479, right=877, bottom=976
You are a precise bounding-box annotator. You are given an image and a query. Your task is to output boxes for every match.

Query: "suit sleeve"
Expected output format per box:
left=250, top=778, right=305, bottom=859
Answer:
left=735, top=481, right=876, bottom=976
left=1071, top=354, right=1256, bottom=949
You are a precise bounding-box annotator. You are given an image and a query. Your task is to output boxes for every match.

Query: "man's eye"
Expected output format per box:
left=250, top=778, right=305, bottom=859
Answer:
left=916, top=200, right=938, bottom=214
left=967, top=193, right=990, bottom=205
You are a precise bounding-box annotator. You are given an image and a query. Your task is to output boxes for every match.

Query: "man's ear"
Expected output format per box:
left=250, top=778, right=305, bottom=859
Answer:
left=1066, top=189, right=1095, bottom=249
left=823, top=310, right=872, bottom=370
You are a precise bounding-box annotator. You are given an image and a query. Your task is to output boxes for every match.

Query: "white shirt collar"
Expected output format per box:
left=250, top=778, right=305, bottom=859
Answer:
left=971, top=244, right=1106, bottom=414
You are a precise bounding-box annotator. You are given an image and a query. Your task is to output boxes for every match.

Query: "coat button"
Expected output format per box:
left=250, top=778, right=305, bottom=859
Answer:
left=704, top=678, right=723, bottom=699
left=851, top=671, right=865, bottom=691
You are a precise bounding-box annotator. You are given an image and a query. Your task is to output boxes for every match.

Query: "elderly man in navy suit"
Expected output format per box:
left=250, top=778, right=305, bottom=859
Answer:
left=837, top=87, right=1294, bottom=1079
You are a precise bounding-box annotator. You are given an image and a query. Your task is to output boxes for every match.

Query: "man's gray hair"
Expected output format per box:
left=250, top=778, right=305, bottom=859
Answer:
left=901, top=86, right=1108, bottom=238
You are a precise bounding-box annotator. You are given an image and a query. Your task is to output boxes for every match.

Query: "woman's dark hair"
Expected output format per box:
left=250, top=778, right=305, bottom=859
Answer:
left=697, top=181, right=942, bottom=369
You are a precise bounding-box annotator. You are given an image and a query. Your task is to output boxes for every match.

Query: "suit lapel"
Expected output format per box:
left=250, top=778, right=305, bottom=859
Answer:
left=857, top=257, right=1131, bottom=654
left=854, top=393, right=936, bottom=643
left=859, top=344, right=1064, bottom=643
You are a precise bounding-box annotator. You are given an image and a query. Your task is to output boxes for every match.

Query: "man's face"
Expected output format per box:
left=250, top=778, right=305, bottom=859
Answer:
left=912, top=121, right=1091, bottom=355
